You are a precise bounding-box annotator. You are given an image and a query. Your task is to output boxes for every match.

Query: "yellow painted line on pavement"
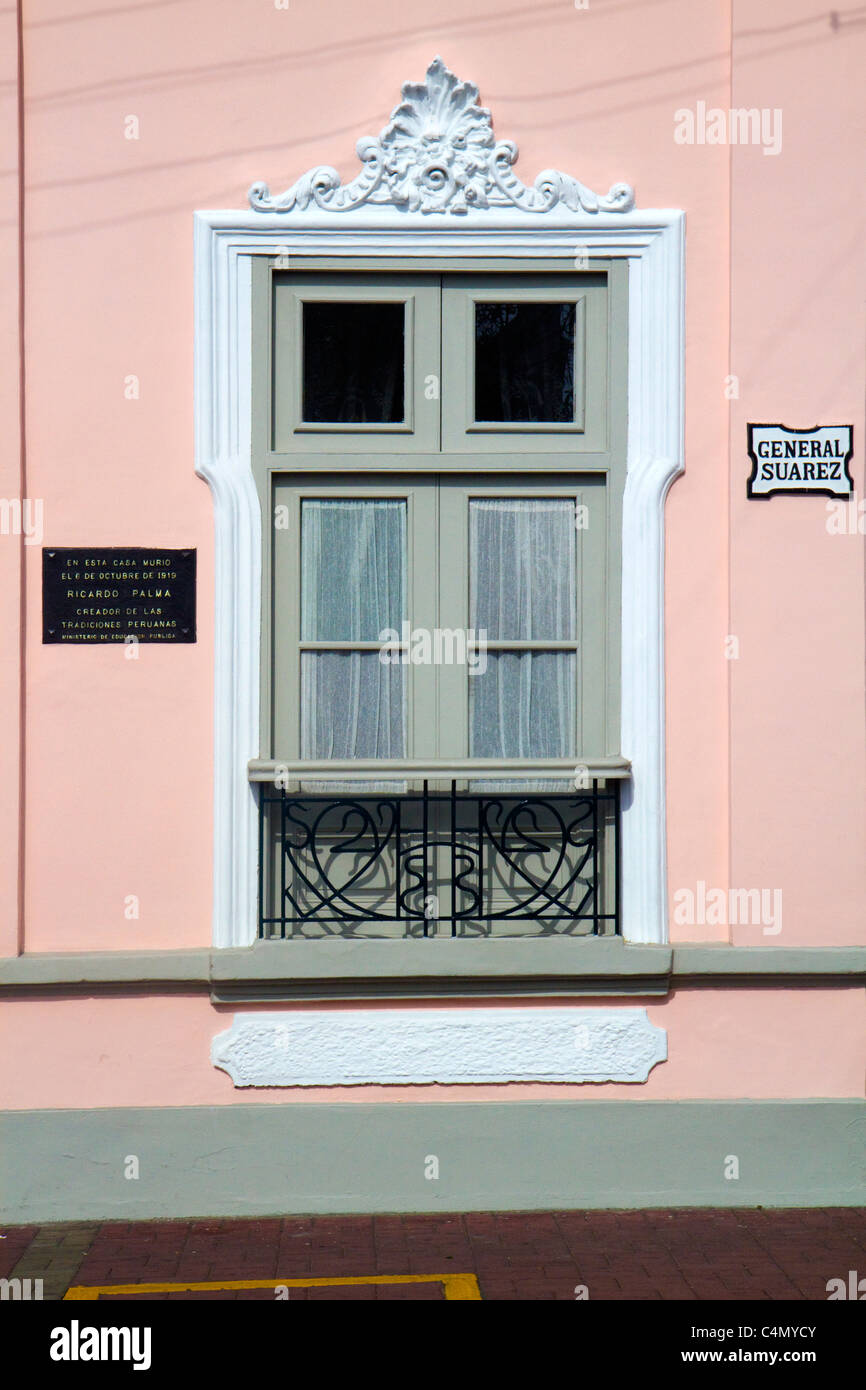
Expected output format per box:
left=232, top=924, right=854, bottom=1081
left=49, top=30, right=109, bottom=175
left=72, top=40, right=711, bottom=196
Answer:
left=64, top=1272, right=481, bottom=1301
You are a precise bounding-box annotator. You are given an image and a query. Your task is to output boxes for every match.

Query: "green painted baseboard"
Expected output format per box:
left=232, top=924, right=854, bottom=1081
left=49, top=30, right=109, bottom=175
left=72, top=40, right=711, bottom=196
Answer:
left=2, top=1101, right=864, bottom=1222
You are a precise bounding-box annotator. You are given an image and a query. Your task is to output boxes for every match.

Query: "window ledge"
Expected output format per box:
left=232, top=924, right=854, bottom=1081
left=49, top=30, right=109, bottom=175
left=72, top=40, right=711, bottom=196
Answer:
left=249, top=757, right=632, bottom=781
left=209, top=938, right=671, bottom=1001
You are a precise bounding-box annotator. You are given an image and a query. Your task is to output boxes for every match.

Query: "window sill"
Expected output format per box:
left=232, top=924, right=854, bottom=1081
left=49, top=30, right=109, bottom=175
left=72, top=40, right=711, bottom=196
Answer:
left=210, top=937, right=670, bottom=1001
left=248, top=757, right=632, bottom=781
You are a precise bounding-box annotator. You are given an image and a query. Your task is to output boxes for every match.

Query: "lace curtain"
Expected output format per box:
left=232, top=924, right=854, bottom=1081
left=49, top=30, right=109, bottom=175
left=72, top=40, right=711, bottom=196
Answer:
left=298, top=494, right=576, bottom=775
left=300, top=498, right=406, bottom=788
left=469, top=497, right=576, bottom=760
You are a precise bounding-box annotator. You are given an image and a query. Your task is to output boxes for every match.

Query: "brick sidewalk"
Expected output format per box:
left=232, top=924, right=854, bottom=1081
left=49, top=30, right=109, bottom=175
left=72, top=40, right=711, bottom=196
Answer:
left=3, top=1209, right=865, bottom=1300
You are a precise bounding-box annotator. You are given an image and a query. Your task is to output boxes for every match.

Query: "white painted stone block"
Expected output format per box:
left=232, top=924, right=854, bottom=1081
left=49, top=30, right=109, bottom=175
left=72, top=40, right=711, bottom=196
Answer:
left=211, top=1007, right=667, bottom=1087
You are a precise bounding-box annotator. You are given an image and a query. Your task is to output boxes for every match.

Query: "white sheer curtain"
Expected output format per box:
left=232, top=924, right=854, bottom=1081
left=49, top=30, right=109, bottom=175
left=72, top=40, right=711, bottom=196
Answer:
left=300, top=499, right=406, bottom=788
left=296, top=495, right=577, bottom=788
left=301, top=496, right=406, bottom=646
left=469, top=649, right=576, bottom=760
left=301, top=653, right=404, bottom=761
left=469, top=498, right=576, bottom=789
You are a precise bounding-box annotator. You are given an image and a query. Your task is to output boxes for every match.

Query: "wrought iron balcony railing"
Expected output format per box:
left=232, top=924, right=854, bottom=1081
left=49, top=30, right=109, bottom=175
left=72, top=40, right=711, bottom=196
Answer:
left=254, top=769, right=622, bottom=940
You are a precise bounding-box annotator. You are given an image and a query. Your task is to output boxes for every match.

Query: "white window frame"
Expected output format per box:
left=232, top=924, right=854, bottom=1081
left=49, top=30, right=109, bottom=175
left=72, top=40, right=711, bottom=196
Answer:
left=194, top=64, right=684, bottom=950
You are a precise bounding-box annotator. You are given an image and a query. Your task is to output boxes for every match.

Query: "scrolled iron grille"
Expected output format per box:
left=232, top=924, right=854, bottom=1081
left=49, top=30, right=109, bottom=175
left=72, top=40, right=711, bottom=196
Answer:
left=258, top=781, right=619, bottom=939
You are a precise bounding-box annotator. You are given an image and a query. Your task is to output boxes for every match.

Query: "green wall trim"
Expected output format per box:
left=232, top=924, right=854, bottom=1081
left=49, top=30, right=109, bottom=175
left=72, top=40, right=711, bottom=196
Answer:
left=671, top=945, right=866, bottom=980
left=1, top=943, right=865, bottom=999
left=2, top=1101, right=864, bottom=1221
left=0, top=950, right=211, bottom=990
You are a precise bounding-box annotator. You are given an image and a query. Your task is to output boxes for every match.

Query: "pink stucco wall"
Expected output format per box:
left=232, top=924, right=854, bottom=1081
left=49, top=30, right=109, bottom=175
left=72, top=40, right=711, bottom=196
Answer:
left=0, top=4, right=23, bottom=961
left=727, top=0, right=866, bottom=947
left=2, top=2, right=864, bottom=1105
left=1, top=990, right=862, bottom=1109
left=14, top=0, right=735, bottom=955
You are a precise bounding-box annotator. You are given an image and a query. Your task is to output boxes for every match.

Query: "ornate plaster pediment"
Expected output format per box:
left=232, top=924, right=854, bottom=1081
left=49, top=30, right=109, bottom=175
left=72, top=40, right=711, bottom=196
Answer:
left=249, top=56, right=634, bottom=216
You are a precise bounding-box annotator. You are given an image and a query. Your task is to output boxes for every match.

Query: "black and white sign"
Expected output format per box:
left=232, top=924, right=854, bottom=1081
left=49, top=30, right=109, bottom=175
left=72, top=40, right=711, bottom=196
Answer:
left=747, top=424, right=853, bottom=499
left=43, top=548, right=196, bottom=643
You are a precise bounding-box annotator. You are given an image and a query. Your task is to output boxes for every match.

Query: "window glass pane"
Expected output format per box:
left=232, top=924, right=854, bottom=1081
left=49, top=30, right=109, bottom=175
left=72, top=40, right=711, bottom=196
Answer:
left=301, top=652, right=405, bottom=759
left=469, top=497, right=576, bottom=640
left=302, top=302, right=405, bottom=423
left=474, top=302, right=575, bottom=422
left=470, top=651, right=576, bottom=758
left=301, top=498, right=406, bottom=641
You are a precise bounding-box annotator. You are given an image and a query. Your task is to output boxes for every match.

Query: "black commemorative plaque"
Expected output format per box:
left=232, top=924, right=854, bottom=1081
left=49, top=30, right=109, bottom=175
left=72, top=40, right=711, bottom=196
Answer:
left=43, top=548, right=196, bottom=643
